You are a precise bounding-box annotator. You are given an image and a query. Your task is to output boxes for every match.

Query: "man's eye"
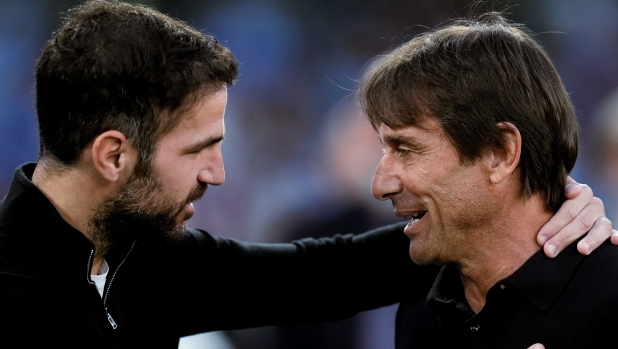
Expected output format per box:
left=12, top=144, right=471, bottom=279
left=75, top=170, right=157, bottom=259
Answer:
left=185, top=147, right=205, bottom=155
left=395, top=147, right=412, bottom=157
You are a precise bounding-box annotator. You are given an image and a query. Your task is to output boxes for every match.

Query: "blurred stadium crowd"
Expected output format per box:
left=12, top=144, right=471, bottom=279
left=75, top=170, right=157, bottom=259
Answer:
left=1, top=0, right=617, bottom=348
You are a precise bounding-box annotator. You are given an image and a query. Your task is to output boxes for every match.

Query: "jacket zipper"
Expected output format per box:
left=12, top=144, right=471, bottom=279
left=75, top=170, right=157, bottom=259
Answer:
left=102, top=241, right=137, bottom=329
left=86, top=249, right=96, bottom=285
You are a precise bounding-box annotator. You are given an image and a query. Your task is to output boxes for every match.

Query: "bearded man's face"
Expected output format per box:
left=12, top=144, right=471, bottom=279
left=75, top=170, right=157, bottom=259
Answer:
left=88, top=89, right=227, bottom=256
left=89, top=162, right=207, bottom=256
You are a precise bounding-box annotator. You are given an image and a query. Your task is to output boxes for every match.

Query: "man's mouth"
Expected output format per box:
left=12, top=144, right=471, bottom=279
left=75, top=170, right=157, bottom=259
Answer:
left=187, top=183, right=208, bottom=204
left=405, top=211, right=427, bottom=226
left=177, top=183, right=208, bottom=217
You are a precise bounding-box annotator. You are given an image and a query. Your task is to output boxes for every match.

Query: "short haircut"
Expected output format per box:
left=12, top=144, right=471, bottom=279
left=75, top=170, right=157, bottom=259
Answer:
left=36, top=0, right=238, bottom=171
left=360, top=13, right=578, bottom=212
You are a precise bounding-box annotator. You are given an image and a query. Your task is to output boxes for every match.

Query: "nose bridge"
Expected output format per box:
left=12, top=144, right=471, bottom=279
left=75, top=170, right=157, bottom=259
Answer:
left=372, top=154, right=401, bottom=200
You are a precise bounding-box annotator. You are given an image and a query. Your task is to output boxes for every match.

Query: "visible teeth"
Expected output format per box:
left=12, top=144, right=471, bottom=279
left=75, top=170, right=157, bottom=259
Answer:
left=409, top=218, right=420, bottom=225
left=412, top=212, right=419, bottom=217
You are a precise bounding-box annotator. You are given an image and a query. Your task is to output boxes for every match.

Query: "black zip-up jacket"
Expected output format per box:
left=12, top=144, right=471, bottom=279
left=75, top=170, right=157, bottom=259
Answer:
left=0, top=163, right=437, bottom=348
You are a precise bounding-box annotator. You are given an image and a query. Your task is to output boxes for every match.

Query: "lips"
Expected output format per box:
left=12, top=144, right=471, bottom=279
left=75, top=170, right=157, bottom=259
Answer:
left=180, top=202, right=195, bottom=221
left=177, top=183, right=208, bottom=218
left=407, top=211, right=427, bottom=226
left=186, top=183, right=208, bottom=204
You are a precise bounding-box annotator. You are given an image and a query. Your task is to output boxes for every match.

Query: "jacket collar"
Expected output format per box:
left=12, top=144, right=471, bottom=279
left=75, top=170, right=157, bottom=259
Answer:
left=0, top=163, right=96, bottom=286
left=504, top=239, right=585, bottom=311
left=427, top=239, right=586, bottom=313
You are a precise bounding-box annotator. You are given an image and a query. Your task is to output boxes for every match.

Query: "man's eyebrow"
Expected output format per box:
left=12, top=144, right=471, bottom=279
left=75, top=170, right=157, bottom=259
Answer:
left=183, top=134, right=226, bottom=153
left=382, top=134, right=426, bottom=151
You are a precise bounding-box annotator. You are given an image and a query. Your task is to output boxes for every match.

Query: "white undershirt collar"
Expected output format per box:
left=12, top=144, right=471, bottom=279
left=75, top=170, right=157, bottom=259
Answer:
left=90, top=259, right=109, bottom=297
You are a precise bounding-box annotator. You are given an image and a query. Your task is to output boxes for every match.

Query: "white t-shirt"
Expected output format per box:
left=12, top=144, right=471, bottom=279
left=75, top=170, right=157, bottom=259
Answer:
left=90, top=259, right=109, bottom=297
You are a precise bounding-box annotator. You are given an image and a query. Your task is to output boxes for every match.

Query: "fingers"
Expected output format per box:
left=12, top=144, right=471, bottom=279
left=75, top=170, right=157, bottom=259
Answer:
left=537, top=184, right=594, bottom=254
left=564, top=178, right=582, bottom=199
left=527, top=344, right=545, bottom=349
left=576, top=216, right=614, bottom=255
left=610, top=230, right=618, bottom=246
left=565, top=175, right=576, bottom=185
left=542, top=195, right=603, bottom=257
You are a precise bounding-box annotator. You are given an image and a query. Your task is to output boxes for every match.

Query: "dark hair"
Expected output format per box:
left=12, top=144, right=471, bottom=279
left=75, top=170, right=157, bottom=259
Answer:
left=360, top=13, right=578, bottom=212
left=36, top=0, right=238, bottom=170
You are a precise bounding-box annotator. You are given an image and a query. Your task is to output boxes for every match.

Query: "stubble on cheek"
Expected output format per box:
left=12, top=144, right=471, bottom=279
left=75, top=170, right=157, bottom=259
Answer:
left=87, top=170, right=195, bottom=257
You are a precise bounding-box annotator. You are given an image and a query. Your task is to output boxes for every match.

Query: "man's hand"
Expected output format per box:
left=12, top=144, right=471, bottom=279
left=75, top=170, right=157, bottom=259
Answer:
left=527, top=344, right=545, bottom=349
left=537, top=177, right=617, bottom=258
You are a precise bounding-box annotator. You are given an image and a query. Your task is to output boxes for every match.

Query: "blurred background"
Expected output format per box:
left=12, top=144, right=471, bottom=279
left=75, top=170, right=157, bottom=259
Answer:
left=1, top=0, right=617, bottom=348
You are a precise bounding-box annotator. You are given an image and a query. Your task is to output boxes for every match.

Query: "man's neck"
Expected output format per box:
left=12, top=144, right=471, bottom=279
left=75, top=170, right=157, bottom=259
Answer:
left=91, top=257, right=104, bottom=275
left=453, top=196, right=553, bottom=313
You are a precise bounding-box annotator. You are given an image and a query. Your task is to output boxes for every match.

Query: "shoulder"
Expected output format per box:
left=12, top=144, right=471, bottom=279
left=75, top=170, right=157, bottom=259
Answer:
left=574, top=240, right=618, bottom=282
left=0, top=257, right=61, bottom=306
left=0, top=270, right=93, bottom=346
left=578, top=240, right=618, bottom=270
left=557, top=241, right=618, bottom=310
left=0, top=256, right=46, bottom=292
left=0, top=262, right=69, bottom=329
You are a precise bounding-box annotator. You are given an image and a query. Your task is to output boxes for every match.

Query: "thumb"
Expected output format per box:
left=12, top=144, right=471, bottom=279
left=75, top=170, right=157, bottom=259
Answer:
left=527, top=344, right=545, bottom=349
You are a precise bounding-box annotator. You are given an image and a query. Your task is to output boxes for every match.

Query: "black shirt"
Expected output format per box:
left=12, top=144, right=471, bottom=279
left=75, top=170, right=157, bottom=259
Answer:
left=0, top=163, right=428, bottom=348
left=396, top=240, right=618, bottom=349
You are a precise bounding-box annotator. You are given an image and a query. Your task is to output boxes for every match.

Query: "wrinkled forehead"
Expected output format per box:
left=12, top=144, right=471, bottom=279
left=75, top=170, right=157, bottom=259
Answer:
left=373, top=110, right=443, bottom=137
left=376, top=116, right=444, bottom=140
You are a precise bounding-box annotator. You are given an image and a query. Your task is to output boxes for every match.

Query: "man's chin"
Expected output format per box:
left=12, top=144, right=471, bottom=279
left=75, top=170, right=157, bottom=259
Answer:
left=181, top=202, right=195, bottom=218
left=156, top=221, right=187, bottom=245
left=180, top=209, right=195, bottom=223
left=408, top=245, right=436, bottom=266
left=121, top=216, right=188, bottom=246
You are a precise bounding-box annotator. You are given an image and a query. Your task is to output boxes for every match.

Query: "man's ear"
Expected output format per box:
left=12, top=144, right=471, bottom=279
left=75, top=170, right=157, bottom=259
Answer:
left=91, top=130, right=136, bottom=183
left=487, top=122, right=522, bottom=184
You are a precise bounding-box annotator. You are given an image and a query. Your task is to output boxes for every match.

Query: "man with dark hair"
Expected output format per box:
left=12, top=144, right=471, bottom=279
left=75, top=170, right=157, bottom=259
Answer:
left=361, top=13, right=617, bottom=348
left=0, top=2, right=612, bottom=348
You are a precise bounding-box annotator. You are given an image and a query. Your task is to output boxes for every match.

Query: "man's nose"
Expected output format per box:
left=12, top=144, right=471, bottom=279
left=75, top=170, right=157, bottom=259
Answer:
left=197, top=149, right=225, bottom=186
left=372, top=156, right=402, bottom=201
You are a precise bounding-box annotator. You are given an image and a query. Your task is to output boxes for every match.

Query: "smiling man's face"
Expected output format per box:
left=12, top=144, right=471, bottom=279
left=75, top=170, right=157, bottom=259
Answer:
left=371, top=117, right=495, bottom=265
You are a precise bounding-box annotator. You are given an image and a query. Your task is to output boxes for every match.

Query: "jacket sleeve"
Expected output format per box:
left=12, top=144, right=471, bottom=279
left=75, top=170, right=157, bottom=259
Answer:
left=152, top=222, right=439, bottom=335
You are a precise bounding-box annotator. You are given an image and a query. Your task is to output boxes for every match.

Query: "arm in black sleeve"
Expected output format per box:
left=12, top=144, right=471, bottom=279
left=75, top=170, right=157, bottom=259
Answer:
left=155, top=222, right=439, bottom=334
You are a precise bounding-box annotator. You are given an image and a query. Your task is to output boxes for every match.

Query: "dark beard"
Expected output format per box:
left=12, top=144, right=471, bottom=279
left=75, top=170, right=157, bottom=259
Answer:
left=88, top=164, right=207, bottom=258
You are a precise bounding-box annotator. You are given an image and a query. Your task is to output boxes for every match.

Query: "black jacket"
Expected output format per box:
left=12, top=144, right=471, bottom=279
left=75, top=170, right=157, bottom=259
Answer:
left=0, top=163, right=435, bottom=348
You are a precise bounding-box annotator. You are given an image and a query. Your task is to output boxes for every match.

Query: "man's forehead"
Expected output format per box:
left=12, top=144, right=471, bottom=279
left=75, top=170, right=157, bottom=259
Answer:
left=172, top=89, right=227, bottom=124
left=180, top=87, right=227, bottom=118
left=377, top=118, right=443, bottom=142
